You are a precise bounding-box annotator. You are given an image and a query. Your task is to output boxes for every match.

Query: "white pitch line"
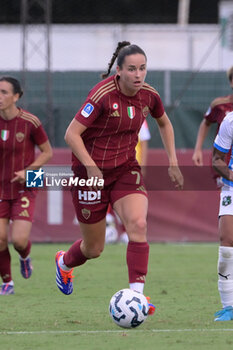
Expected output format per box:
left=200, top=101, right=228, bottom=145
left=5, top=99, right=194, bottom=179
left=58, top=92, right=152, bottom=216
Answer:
left=1, top=329, right=233, bottom=335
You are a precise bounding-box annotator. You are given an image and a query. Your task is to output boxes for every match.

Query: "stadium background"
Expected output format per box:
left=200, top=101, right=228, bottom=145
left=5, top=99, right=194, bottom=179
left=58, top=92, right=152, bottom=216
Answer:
left=1, top=0, right=233, bottom=242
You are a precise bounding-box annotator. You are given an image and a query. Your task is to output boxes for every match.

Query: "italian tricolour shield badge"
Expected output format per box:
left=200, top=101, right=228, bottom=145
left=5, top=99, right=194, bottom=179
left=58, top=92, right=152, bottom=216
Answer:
left=127, top=106, right=135, bottom=119
left=1, top=130, right=9, bottom=141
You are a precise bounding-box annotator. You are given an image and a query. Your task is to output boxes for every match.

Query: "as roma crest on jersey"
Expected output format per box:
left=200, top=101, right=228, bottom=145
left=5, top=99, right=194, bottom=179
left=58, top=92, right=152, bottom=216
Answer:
left=81, top=208, right=91, bottom=220
left=127, top=106, right=135, bottom=119
left=16, top=132, right=25, bottom=142
left=1, top=130, right=9, bottom=141
left=142, top=106, right=149, bottom=117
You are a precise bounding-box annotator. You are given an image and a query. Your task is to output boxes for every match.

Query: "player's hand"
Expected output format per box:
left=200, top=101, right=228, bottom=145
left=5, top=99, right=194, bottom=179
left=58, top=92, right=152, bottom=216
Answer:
left=11, top=170, right=26, bottom=184
left=192, top=150, right=203, bottom=166
left=168, top=166, right=184, bottom=190
left=229, top=169, right=233, bottom=183
left=86, top=166, right=104, bottom=191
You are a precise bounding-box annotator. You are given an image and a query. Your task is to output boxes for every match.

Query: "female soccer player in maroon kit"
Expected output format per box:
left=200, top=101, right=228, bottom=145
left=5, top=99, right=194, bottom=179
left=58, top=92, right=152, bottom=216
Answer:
left=55, top=42, right=183, bottom=314
left=0, top=77, right=52, bottom=295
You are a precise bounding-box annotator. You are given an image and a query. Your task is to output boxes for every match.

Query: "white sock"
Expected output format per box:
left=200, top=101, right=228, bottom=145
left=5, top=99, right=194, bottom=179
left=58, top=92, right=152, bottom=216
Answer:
left=3, top=280, right=14, bottom=286
left=129, top=282, right=144, bottom=294
left=218, top=246, right=233, bottom=308
left=20, top=255, right=30, bottom=261
left=58, top=255, right=71, bottom=271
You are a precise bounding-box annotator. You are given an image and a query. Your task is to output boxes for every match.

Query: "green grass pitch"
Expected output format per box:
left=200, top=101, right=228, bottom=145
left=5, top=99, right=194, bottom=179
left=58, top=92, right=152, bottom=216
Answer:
left=1, top=243, right=233, bottom=350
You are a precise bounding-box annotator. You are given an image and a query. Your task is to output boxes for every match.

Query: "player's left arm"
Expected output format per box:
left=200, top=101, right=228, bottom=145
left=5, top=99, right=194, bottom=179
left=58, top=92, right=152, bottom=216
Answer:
left=27, top=140, right=53, bottom=170
left=156, top=112, right=184, bottom=189
left=139, top=140, right=148, bottom=167
left=11, top=140, right=53, bottom=184
left=212, top=112, right=233, bottom=182
left=138, top=120, right=150, bottom=168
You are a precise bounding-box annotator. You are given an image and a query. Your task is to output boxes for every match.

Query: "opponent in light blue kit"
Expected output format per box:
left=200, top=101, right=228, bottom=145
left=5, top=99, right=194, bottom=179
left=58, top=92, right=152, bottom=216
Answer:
left=213, top=111, right=233, bottom=321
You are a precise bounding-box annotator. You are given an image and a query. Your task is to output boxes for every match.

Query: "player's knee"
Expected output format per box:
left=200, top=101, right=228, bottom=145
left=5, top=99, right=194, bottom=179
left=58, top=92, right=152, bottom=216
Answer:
left=137, top=218, right=147, bottom=233
left=0, top=236, right=8, bottom=249
left=12, top=240, right=26, bottom=251
left=220, top=236, right=233, bottom=247
left=218, top=246, right=233, bottom=281
left=85, top=245, right=104, bottom=259
left=128, top=217, right=147, bottom=235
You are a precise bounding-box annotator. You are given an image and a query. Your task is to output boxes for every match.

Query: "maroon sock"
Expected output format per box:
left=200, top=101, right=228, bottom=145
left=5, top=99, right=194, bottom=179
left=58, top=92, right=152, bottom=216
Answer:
left=15, top=240, right=32, bottom=259
left=64, top=239, right=88, bottom=268
left=0, top=248, right=12, bottom=283
left=127, top=241, right=149, bottom=284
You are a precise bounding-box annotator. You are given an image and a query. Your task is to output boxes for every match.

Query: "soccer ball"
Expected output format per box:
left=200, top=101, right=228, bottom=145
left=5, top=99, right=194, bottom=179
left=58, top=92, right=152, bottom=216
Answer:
left=109, top=288, right=149, bottom=328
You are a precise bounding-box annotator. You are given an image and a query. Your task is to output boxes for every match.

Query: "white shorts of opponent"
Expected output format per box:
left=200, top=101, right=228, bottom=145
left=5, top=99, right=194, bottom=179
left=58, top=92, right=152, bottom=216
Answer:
left=219, top=186, right=233, bottom=216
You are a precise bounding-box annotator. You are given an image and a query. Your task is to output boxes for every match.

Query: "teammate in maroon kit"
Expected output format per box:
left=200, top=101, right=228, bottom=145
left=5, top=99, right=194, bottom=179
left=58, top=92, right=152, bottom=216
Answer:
left=192, top=66, right=233, bottom=183
left=0, top=77, right=52, bottom=295
left=55, top=42, right=183, bottom=314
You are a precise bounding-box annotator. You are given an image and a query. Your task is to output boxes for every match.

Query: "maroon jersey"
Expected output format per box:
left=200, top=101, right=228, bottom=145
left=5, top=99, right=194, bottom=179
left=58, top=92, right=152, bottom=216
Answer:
left=204, top=94, right=233, bottom=177
left=0, top=108, right=48, bottom=199
left=204, top=94, right=233, bottom=129
left=73, top=75, right=164, bottom=169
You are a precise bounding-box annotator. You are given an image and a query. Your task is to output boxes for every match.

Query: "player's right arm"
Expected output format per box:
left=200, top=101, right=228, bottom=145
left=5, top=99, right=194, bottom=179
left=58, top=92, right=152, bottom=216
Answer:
left=64, top=118, right=103, bottom=189
left=156, top=112, right=184, bottom=189
left=11, top=140, right=53, bottom=184
left=192, top=119, right=211, bottom=166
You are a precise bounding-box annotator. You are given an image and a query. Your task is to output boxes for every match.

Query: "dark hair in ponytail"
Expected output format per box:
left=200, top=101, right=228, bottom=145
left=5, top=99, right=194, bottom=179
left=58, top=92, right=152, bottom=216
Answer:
left=227, top=66, right=233, bottom=83
left=101, top=41, right=147, bottom=79
left=0, top=76, right=23, bottom=98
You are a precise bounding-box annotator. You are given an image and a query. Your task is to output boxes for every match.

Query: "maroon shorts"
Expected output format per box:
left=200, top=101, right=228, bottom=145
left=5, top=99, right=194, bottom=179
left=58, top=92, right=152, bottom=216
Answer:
left=0, top=190, right=36, bottom=222
left=71, top=164, right=147, bottom=224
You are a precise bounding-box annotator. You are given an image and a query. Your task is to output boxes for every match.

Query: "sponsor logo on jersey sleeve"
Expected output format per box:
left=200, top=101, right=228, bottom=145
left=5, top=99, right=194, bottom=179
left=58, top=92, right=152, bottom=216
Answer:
left=205, top=107, right=211, bottom=116
left=81, top=103, right=94, bottom=118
